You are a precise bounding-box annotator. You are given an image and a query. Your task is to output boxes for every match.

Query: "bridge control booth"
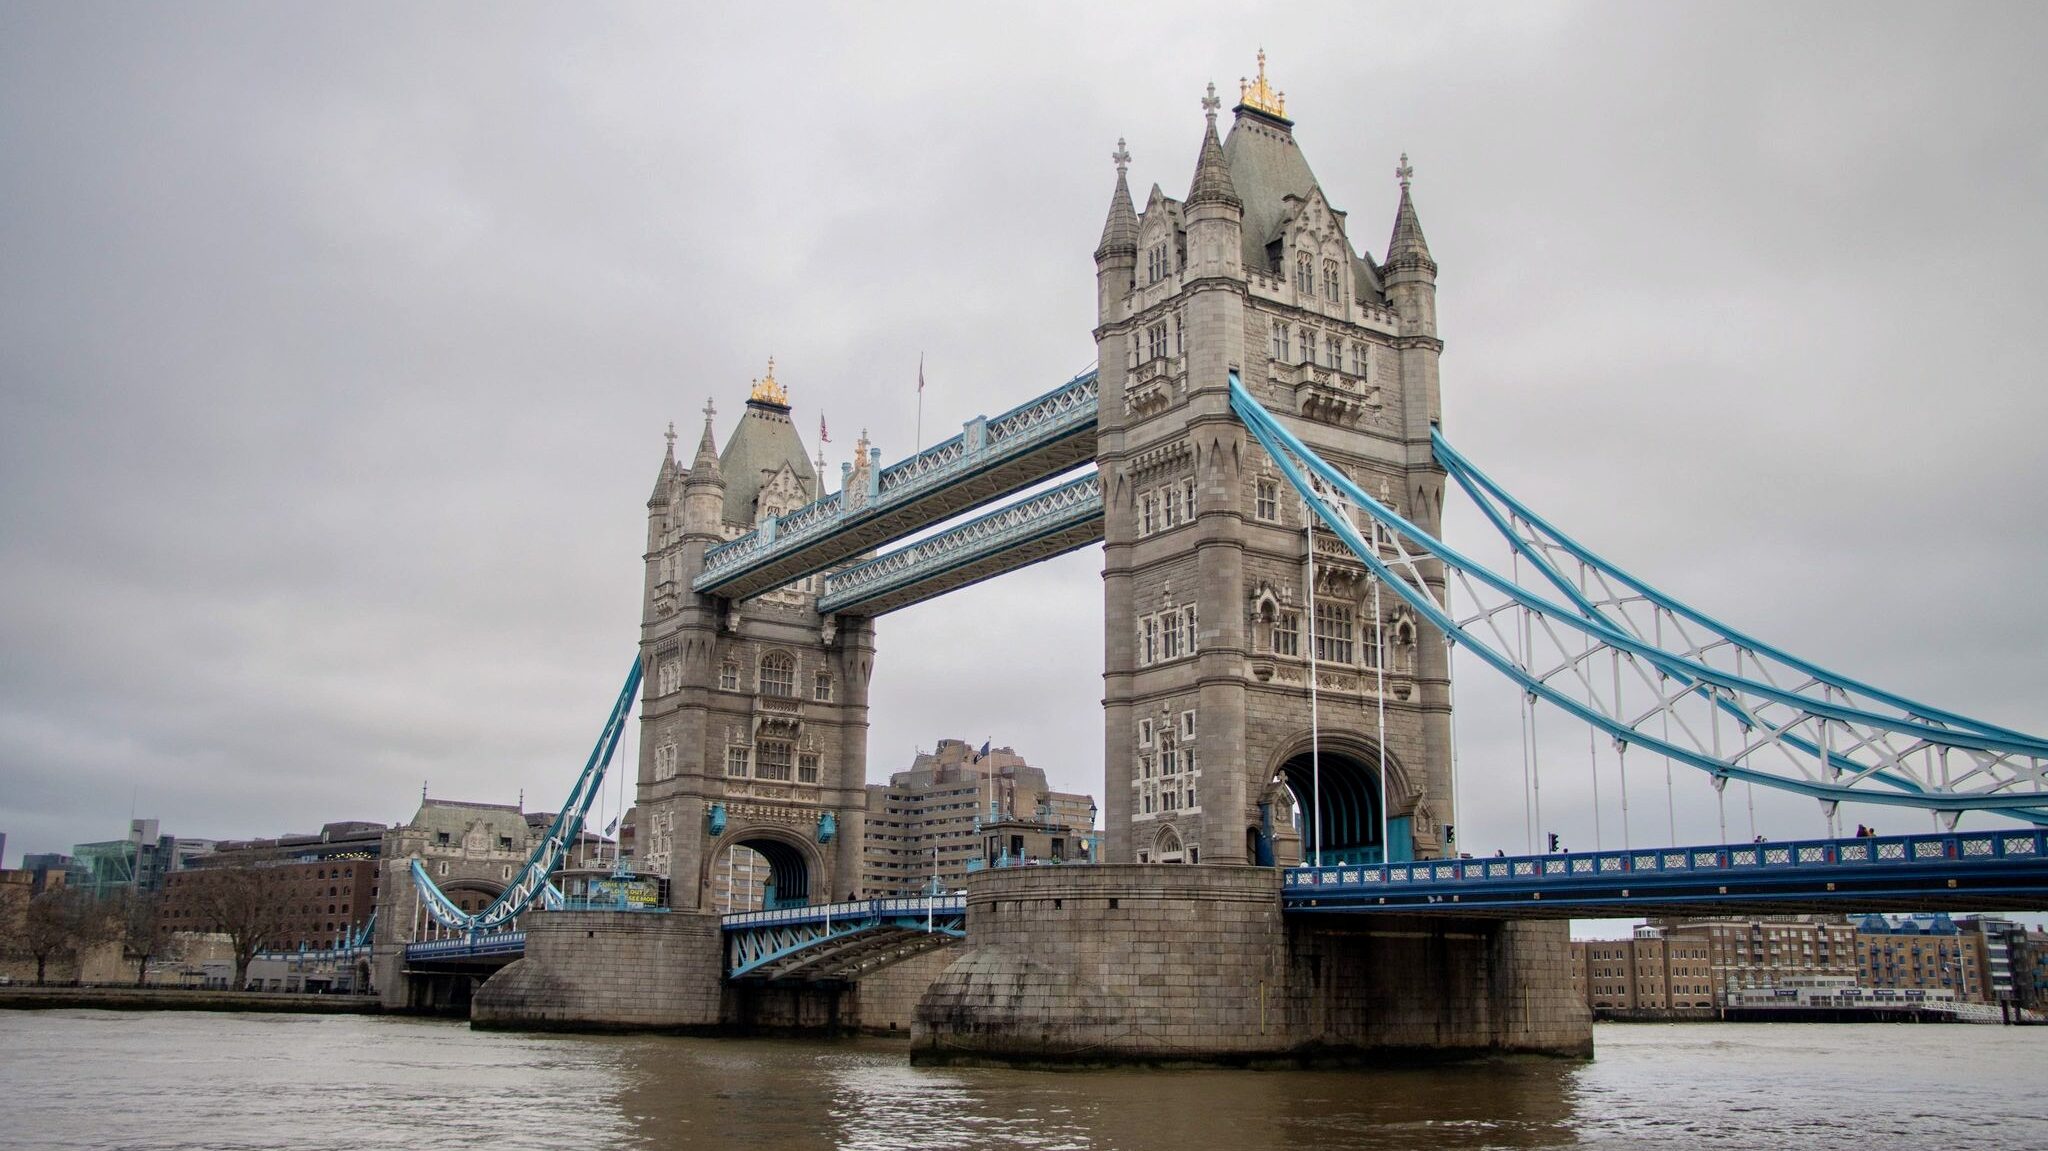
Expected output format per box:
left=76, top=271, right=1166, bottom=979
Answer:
left=384, top=56, right=2048, bottom=1065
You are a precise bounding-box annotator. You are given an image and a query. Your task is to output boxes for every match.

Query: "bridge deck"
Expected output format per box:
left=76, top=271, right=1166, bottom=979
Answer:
left=1284, top=830, right=2048, bottom=919
left=816, top=472, right=1102, bottom=616
left=723, top=896, right=965, bottom=981
left=694, top=372, right=1097, bottom=601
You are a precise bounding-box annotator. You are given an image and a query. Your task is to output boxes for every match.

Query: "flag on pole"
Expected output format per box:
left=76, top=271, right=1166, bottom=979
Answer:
left=819, top=414, right=829, bottom=443
left=977, top=739, right=991, bottom=757
left=603, top=815, right=619, bottom=836
left=918, top=353, right=925, bottom=393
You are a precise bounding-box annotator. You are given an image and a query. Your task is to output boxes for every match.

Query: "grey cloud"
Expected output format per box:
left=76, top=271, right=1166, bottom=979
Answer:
left=4, top=3, right=2047, bottom=882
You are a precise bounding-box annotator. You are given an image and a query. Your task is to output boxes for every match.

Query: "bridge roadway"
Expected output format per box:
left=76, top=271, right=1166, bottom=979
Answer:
left=402, top=830, right=2048, bottom=975
left=693, top=370, right=1098, bottom=603
left=1283, top=828, right=2048, bottom=918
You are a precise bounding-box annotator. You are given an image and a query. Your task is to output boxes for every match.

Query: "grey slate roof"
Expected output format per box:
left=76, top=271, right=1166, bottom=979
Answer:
left=1096, top=168, right=1138, bottom=260
left=718, top=399, right=818, bottom=527
left=1220, top=105, right=1387, bottom=300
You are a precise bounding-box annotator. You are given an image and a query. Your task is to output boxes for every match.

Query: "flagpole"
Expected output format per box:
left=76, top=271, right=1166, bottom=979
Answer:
left=915, top=353, right=925, bottom=451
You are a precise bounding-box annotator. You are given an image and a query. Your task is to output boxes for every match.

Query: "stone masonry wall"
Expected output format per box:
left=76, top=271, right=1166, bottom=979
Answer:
left=471, top=910, right=725, bottom=1032
left=913, top=865, right=1590, bottom=1066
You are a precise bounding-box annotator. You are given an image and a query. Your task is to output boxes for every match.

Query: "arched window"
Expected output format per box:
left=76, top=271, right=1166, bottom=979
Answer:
left=813, top=672, right=832, bottom=702
left=1322, top=258, right=1340, bottom=301
left=1270, top=322, right=1289, bottom=362
left=719, top=663, right=741, bottom=692
left=1295, top=252, right=1313, bottom=294
left=759, top=653, right=794, bottom=698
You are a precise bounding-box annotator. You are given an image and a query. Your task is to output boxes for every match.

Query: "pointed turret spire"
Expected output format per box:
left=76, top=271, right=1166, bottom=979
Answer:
left=1385, top=153, right=1434, bottom=271
left=1094, top=138, right=1138, bottom=263
left=648, top=421, right=678, bottom=505
left=687, top=397, right=722, bottom=483
left=1187, top=83, right=1240, bottom=209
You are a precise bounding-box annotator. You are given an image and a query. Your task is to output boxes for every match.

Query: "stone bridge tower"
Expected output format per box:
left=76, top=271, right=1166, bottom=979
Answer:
left=637, top=364, right=873, bottom=910
left=1094, top=61, right=1454, bottom=868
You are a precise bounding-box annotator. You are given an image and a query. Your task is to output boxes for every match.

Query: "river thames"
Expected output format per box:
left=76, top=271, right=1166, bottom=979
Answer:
left=2, top=1011, right=2043, bottom=1149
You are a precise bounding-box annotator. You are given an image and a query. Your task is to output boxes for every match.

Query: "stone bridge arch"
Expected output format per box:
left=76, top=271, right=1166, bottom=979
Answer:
left=700, top=823, right=826, bottom=911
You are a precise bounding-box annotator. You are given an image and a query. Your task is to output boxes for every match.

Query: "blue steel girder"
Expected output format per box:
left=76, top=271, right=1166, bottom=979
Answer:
left=816, top=471, right=1103, bottom=616
left=694, top=371, right=1099, bottom=602
left=1284, top=829, right=2048, bottom=919
left=723, top=897, right=966, bottom=981
left=403, top=930, right=528, bottom=966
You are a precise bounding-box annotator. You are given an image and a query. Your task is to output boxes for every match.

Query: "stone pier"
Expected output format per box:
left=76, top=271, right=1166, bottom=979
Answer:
left=912, top=865, right=1590, bottom=1067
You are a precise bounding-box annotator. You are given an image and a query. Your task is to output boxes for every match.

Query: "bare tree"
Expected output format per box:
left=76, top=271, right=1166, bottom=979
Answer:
left=178, top=867, right=294, bottom=990
left=115, top=890, right=187, bottom=987
left=0, top=881, right=29, bottom=969
left=22, top=889, right=116, bottom=986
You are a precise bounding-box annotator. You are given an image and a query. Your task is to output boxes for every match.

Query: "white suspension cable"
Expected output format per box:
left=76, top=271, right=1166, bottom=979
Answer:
left=1305, top=496, right=1323, bottom=868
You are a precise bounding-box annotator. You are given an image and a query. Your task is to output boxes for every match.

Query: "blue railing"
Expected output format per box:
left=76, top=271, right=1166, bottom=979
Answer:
left=1283, top=829, right=2048, bottom=907
left=404, top=931, right=528, bottom=960
left=721, top=895, right=964, bottom=930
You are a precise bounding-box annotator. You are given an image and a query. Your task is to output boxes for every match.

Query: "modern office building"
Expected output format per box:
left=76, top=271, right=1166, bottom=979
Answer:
left=862, top=739, right=1095, bottom=897
left=68, top=819, right=215, bottom=900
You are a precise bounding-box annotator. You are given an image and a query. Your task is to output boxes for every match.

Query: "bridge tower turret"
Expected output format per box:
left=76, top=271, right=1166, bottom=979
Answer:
left=1095, top=59, right=1455, bottom=869
left=636, top=365, right=871, bottom=913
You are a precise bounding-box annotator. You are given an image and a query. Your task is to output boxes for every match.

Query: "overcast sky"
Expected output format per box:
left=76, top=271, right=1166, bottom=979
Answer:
left=5, top=2, right=2048, bottom=892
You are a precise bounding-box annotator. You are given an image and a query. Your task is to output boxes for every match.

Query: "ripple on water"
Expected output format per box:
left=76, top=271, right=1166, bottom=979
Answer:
left=3, top=1015, right=2047, bottom=1150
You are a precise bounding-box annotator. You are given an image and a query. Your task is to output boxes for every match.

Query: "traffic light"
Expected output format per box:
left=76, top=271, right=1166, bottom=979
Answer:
left=1547, top=832, right=1560, bottom=853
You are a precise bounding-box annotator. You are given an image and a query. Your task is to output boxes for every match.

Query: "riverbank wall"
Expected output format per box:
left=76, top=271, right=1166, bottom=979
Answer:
left=0, top=986, right=381, bottom=1014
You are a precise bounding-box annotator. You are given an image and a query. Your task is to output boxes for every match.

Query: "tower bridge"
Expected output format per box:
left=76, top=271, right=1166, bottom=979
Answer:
left=386, top=59, right=2048, bottom=1062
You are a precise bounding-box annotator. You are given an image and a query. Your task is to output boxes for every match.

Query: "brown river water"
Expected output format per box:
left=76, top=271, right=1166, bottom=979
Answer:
left=2, top=1011, right=2044, bottom=1150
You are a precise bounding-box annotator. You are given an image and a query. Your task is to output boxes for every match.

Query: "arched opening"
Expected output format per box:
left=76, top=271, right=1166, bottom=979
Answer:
left=1278, top=746, right=1404, bottom=866
left=439, top=880, right=505, bottom=915
left=1154, top=825, right=1186, bottom=864
left=706, top=832, right=816, bottom=910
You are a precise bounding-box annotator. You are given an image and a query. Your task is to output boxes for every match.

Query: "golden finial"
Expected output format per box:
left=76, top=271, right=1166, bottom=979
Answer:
left=1238, top=48, right=1286, bottom=119
left=749, top=356, right=788, bottom=406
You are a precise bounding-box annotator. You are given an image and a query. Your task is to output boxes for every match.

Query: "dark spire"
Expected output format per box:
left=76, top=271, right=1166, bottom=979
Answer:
left=1187, top=82, right=1240, bottom=209
left=1094, top=138, right=1139, bottom=262
left=648, top=421, right=677, bottom=505
left=685, top=398, right=722, bottom=486
left=1385, top=153, right=1434, bottom=271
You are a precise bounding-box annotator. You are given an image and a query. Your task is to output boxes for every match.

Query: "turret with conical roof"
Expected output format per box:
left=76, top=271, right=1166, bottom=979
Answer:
left=682, top=399, right=726, bottom=541
left=1095, top=139, right=1139, bottom=325
left=1184, top=83, right=1243, bottom=283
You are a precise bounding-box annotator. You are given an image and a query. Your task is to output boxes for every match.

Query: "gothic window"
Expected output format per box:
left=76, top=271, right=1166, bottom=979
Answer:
left=1139, top=493, right=1156, bottom=536
left=1160, top=611, right=1181, bottom=660
left=657, top=661, right=681, bottom=696
left=1142, top=616, right=1159, bottom=665
left=1143, top=793, right=1155, bottom=815
left=654, top=741, right=678, bottom=782
left=1162, top=487, right=1181, bottom=528
left=1295, top=252, right=1313, bottom=294
left=1255, top=478, right=1279, bottom=522
left=1181, top=478, right=1197, bottom=520
left=1138, top=718, right=1154, bottom=747
left=1179, top=604, right=1199, bottom=655
left=1322, top=258, right=1340, bottom=301
left=1147, top=322, right=1168, bottom=362
left=1361, top=617, right=1385, bottom=671
left=1139, top=754, right=1153, bottom=779
left=1180, top=709, right=1197, bottom=741
left=1271, top=323, right=1289, bottom=362
left=1351, top=341, right=1368, bottom=378
left=725, top=746, right=749, bottom=778
left=719, top=663, right=740, bottom=692
left=1325, top=335, right=1340, bottom=369
left=1161, top=746, right=1179, bottom=777
left=1147, top=242, right=1169, bottom=284
left=759, top=652, right=795, bottom=698
left=813, top=672, right=832, bottom=702
left=756, top=741, right=793, bottom=782
left=798, top=753, right=820, bottom=784
left=1301, top=329, right=1316, bottom=366
left=1272, top=611, right=1300, bottom=656
left=1315, top=602, right=1355, bottom=664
